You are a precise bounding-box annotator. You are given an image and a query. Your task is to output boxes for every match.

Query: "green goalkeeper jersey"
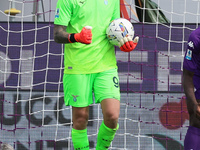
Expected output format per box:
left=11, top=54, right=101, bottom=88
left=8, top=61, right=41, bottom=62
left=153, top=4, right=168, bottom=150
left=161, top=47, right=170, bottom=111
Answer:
left=54, top=0, right=120, bottom=74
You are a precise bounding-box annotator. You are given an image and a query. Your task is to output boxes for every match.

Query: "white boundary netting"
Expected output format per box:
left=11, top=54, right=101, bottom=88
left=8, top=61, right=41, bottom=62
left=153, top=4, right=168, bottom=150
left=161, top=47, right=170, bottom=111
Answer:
left=0, top=0, right=200, bottom=149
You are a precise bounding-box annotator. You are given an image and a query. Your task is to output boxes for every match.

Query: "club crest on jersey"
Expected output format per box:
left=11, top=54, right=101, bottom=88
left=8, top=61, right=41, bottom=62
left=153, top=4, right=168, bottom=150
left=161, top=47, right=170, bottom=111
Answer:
left=72, top=95, right=79, bottom=102
left=185, top=49, right=192, bottom=60
left=104, top=0, right=108, bottom=5
left=119, top=22, right=128, bottom=37
left=55, top=8, right=59, bottom=18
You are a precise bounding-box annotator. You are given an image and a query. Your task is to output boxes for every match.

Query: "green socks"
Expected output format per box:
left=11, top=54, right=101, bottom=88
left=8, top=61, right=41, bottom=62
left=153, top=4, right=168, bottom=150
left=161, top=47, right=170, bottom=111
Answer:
left=71, top=128, right=89, bottom=150
left=96, top=122, right=119, bottom=150
left=71, top=123, right=119, bottom=150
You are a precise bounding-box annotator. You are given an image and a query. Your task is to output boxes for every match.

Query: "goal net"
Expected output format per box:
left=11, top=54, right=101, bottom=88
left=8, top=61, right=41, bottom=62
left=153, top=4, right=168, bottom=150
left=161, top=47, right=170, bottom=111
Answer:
left=0, top=0, right=199, bottom=149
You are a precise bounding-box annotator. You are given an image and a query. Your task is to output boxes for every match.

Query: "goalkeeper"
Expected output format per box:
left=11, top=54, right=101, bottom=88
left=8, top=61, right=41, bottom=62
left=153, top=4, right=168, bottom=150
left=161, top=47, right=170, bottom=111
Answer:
left=182, top=27, right=200, bottom=150
left=54, top=0, right=139, bottom=149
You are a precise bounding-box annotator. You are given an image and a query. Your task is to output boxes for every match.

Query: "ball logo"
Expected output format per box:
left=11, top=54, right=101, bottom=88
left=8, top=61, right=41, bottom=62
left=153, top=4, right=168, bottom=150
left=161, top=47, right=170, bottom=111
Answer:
left=119, top=22, right=128, bottom=37
left=108, top=34, right=116, bottom=40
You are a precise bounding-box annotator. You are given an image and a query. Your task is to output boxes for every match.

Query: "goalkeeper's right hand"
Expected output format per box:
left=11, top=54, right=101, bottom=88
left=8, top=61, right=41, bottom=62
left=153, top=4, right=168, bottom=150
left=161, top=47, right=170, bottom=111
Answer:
left=68, top=26, right=92, bottom=44
left=119, top=36, right=139, bottom=52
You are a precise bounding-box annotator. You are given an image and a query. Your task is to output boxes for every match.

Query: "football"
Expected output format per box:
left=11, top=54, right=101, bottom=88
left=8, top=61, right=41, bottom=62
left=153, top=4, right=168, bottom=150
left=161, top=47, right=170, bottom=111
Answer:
left=106, top=18, right=135, bottom=46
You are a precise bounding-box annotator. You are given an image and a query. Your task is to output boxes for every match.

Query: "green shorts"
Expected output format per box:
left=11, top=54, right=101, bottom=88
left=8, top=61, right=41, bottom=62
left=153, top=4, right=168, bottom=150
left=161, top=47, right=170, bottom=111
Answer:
left=63, top=68, right=120, bottom=107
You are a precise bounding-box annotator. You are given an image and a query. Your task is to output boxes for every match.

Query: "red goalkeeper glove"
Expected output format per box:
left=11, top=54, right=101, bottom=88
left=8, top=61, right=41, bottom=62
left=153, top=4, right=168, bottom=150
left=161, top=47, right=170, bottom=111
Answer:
left=119, top=36, right=139, bottom=52
left=68, top=26, right=92, bottom=44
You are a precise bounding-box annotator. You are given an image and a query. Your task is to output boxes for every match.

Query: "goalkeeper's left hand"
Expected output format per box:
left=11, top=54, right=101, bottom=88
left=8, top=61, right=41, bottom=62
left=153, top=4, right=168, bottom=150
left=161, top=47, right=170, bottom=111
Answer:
left=119, top=36, right=139, bottom=52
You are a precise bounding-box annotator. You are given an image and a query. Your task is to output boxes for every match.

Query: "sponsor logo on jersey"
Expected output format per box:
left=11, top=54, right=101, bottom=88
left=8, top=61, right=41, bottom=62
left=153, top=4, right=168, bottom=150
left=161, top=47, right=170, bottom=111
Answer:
left=185, top=49, right=192, bottom=60
left=79, top=0, right=85, bottom=4
left=188, top=41, right=194, bottom=49
left=55, top=8, right=59, bottom=18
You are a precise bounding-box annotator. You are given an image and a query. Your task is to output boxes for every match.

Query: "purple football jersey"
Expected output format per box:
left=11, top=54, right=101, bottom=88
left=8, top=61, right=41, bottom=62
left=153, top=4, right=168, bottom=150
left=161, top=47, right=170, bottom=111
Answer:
left=183, top=27, right=200, bottom=99
left=184, top=126, right=200, bottom=150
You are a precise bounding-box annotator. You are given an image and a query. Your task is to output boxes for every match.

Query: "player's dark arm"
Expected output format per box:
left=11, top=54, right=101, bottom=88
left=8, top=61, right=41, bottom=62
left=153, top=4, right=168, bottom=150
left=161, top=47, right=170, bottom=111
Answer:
left=54, top=24, right=71, bottom=43
left=182, top=68, right=197, bottom=114
left=54, top=24, right=92, bottom=44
